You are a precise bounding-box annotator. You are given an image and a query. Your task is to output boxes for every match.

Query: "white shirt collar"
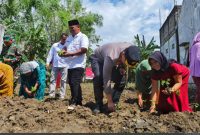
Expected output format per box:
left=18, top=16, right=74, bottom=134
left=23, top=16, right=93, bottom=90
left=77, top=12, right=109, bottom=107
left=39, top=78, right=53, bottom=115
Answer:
left=58, top=41, right=65, bottom=46
left=73, top=32, right=82, bottom=38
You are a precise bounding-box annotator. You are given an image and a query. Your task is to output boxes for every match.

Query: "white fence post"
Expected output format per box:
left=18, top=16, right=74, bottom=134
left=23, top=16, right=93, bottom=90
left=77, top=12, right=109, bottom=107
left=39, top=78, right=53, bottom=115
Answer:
left=0, top=24, right=5, bottom=54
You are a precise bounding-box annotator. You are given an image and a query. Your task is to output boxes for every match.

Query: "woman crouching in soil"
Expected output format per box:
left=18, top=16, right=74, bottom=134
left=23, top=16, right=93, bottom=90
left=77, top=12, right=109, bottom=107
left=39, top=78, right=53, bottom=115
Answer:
left=148, top=51, right=192, bottom=114
left=0, top=62, right=13, bottom=97
left=19, top=61, right=46, bottom=100
left=135, top=59, right=152, bottom=111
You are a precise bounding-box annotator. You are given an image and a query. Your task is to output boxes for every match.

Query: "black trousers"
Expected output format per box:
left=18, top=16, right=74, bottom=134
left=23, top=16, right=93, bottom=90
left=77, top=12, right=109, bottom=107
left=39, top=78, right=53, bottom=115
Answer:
left=68, top=67, right=84, bottom=105
left=89, top=55, right=126, bottom=107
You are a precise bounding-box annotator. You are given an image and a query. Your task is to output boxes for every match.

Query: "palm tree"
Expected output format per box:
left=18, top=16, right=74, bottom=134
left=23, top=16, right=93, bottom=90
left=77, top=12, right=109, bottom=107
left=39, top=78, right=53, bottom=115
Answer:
left=134, top=34, right=160, bottom=61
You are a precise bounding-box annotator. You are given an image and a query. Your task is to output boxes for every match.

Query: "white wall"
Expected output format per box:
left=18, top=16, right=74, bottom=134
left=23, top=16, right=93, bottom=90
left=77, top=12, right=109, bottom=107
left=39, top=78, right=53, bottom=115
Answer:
left=178, top=0, right=200, bottom=83
left=161, top=34, right=177, bottom=60
left=0, top=24, right=5, bottom=54
left=178, top=0, right=200, bottom=46
left=168, top=34, right=177, bottom=60
left=161, top=42, right=169, bottom=59
left=179, top=46, right=188, bottom=65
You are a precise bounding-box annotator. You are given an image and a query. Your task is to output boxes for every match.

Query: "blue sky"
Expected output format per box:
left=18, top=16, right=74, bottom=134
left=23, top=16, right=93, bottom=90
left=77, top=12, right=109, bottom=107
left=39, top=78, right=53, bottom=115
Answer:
left=82, top=0, right=183, bottom=46
left=89, top=0, right=125, bottom=5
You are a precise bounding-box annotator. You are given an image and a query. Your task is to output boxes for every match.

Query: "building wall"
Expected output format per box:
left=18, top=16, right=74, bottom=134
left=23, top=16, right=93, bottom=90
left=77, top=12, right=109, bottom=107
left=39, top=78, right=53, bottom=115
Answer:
left=178, top=0, right=200, bottom=83
left=0, top=24, right=5, bottom=54
left=161, top=42, right=169, bottom=58
left=161, top=34, right=177, bottom=60
left=169, top=34, right=177, bottom=60
left=160, top=6, right=181, bottom=46
left=179, top=46, right=189, bottom=65
left=178, top=0, right=200, bottom=64
left=178, top=0, right=200, bottom=47
left=160, top=6, right=181, bottom=61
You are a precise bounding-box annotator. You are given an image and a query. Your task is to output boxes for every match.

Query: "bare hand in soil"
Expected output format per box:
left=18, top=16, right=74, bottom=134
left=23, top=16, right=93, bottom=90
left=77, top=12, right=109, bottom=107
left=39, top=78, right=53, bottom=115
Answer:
left=26, top=90, right=32, bottom=97
left=162, top=87, right=173, bottom=95
left=138, top=97, right=143, bottom=108
left=108, top=102, right=115, bottom=112
left=149, top=106, right=156, bottom=114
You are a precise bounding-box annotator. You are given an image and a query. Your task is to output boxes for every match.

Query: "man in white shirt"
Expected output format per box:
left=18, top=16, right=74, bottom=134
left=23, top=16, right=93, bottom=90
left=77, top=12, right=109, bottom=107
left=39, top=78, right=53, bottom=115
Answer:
left=62, top=19, right=89, bottom=109
left=46, top=33, right=68, bottom=99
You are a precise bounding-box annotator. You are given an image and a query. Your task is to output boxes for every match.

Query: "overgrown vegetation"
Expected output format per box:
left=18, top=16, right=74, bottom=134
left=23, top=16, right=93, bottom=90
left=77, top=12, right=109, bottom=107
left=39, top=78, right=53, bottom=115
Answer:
left=0, top=0, right=103, bottom=63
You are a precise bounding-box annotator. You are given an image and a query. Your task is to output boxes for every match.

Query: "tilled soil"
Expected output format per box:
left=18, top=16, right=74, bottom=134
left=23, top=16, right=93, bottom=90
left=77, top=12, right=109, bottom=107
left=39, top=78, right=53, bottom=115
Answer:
left=0, top=83, right=200, bottom=133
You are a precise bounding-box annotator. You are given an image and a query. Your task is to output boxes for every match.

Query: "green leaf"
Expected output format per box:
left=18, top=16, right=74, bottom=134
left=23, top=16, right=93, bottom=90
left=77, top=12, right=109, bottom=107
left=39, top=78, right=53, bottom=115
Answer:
left=31, top=87, right=37, bottom=92
left=175, top=90, right=180, bottom=96
left=165, top=82, right=170, bottom=85
left=161, top=80, right=165, bottom=86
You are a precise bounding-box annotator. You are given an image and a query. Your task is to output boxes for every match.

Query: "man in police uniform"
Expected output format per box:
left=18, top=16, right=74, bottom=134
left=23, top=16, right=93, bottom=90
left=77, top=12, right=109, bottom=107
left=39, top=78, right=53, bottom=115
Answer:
left=89, top=42, right=140, bottom=113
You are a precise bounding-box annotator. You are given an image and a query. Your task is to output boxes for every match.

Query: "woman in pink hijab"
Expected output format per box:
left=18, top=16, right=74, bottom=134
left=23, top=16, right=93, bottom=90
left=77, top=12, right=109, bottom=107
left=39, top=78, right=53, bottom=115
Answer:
left=190, top=32, right=200, bottom=104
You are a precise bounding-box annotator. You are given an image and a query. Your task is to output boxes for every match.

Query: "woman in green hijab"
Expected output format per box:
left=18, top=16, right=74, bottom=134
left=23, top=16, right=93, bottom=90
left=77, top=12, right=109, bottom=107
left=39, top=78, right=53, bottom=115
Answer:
left=135, top=59, right=152, bottom=109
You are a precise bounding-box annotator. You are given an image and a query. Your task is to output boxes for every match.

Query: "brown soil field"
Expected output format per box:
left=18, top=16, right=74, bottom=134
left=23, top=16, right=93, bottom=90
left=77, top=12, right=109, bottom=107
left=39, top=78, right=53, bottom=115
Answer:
left=0, top=83, right=200, bottom=133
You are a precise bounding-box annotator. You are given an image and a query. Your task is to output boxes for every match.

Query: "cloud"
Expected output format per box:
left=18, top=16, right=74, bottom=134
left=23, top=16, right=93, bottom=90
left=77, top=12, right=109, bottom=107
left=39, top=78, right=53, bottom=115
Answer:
left=82, top=0, right=183, bottom=47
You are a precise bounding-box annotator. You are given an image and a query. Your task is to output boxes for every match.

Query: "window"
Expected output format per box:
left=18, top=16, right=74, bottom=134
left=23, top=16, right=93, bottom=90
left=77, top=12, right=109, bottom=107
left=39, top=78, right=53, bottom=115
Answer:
left=172, top=44, right=175, bottom=49
left=166, top=49, right=168, bottom=54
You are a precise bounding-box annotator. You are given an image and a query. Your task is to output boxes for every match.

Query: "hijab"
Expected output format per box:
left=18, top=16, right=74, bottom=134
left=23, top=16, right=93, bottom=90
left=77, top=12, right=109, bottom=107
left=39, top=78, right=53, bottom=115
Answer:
left=148, top=51, right=169, bottom=72
left=20, top=61, right=39, bottom=74
left=192, top=32, right=200, bottom=45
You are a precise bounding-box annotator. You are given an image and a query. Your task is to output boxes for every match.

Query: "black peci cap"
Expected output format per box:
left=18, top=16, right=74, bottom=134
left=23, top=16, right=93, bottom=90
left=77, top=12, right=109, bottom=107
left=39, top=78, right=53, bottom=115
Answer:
left=68, top=19, right=79, bottom=26
left=124, top=46, right=140, bottom=66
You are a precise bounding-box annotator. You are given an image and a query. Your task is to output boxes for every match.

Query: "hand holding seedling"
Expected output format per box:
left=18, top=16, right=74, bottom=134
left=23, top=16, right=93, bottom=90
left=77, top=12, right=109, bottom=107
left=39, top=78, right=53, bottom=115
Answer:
left=31, top=87, right=37, bottom=93
left=162, top=87, right=173, bottom=95
left=57, top=50, right=65, bottom=56
left=161, top=78, right=180, bottom=96
left=161, top=79, right=173, bottom=95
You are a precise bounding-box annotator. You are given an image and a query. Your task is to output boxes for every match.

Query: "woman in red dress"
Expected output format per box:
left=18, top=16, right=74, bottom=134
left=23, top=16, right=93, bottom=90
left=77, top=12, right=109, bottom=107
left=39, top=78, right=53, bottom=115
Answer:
left=148, top=51, right=192, bottom=113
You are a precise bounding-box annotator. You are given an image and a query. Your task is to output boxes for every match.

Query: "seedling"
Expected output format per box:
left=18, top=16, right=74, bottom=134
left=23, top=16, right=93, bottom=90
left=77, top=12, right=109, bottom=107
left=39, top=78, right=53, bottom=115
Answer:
left=115, top=103, right=121, bottom=110
left=31, top=87, right=37, bottom=93
left=142, top=99, right=147, bottom=103
left=175, top=90, right=180, bottom=96
left=57, top=50, right=65, bottom=56
left=160, top=78, right=180, bottom=96
left=194, top=103, right=199, bottom=108
left=191, top=103, right=200, bottom=111
left=160, top=78, right=171, bottom=88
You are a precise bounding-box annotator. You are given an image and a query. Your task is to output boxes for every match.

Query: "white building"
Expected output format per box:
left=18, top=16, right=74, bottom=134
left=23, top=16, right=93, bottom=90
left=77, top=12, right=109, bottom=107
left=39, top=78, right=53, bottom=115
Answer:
left=178, top=0, right=200, bottom=65
left=0, top=24, right=5, bottom=54
left=159, top=6, right=182, bottom=62
left=160, top=0, right=200, bottom=85
left=160, top=0, right=200, bottom=65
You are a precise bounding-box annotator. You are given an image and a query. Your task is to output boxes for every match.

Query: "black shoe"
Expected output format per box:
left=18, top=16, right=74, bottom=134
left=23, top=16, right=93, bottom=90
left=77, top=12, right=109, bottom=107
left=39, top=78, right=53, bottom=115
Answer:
left=69, top=98, right=75, bottom=105
left=77, top=102, right=82, bottom=106
left=93, top=105, right=103, bottom=114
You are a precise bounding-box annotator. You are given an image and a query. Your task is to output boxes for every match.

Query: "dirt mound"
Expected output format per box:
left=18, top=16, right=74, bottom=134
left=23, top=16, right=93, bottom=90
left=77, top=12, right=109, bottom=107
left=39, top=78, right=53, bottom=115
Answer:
left=0, top=83, right=200, bottom=133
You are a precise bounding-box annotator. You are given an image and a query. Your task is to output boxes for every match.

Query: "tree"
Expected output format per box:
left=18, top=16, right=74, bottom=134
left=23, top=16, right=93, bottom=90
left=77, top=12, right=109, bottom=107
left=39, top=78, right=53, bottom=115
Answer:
left=134, top=34, right=160, bottom=61
left=0, top=0, right=103, bottom=63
